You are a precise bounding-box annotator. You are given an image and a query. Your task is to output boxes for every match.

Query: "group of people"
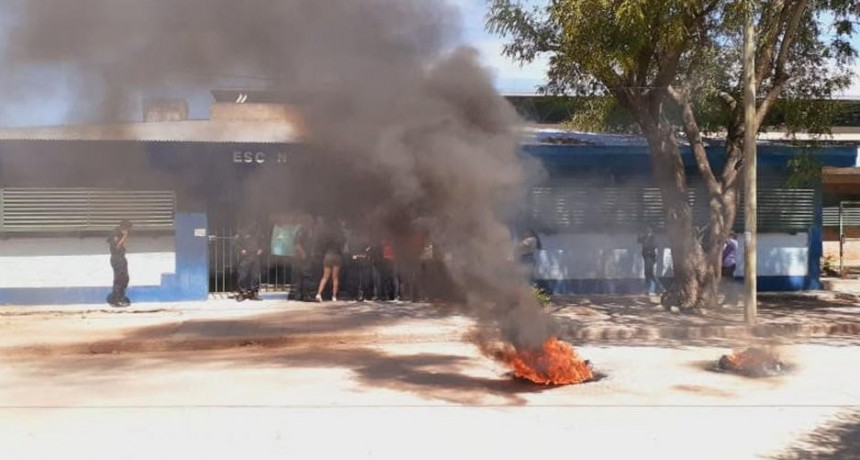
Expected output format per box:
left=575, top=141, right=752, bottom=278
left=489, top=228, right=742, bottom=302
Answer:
left=235, top=213, right=438, bottom=303
left=104, top=217, right=743, bottom=308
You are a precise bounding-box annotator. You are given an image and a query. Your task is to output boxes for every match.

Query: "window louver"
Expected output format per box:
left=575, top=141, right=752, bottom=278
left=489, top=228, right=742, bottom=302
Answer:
left=0, top=188, right=175, bottom=233
left=530, top=179, right=816, bottom=233
left=823, top=206, right=860, bottom=227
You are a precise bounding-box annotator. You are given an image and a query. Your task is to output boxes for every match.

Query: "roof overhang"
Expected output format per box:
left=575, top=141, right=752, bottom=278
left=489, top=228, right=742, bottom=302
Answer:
left=0, top=120, right=301, bottom=143
left=823, top=166, right=860, bottom=195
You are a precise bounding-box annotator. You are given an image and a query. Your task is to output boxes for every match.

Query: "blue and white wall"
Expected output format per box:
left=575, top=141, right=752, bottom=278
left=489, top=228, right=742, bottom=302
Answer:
left=536, top=232, right=813, bottom=294
left=0, top=213, right=209, bottom=305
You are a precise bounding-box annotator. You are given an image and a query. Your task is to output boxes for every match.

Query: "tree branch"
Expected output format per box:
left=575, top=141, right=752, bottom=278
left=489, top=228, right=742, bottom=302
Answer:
left=773, top=0, right=809, bottom=80
left=754, top=0, right=786, bottom=84
left=668, top=85, right=721, bottom=196
left=717, top=91, right=739, bottom=111
left=755, top=76, right=791, bottom=129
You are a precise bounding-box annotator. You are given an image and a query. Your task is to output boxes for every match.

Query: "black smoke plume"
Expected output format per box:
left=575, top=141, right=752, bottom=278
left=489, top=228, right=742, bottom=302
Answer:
left=1, top=0, right=555, bottom=348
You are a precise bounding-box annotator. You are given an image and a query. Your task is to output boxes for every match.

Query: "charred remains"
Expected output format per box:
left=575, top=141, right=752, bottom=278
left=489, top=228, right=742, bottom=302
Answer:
left=716, top=347, right=786, bottom=378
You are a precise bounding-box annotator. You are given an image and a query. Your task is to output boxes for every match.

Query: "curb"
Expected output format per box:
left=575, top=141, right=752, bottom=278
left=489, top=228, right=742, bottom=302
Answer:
left=562, top=321, right=860, bottom=342
left=4, top=319, right=859, bottom=357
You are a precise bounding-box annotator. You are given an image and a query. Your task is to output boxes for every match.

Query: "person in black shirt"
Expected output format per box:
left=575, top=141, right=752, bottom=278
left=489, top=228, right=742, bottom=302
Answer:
left=106, top=220, right=133, bottom=307
left=314, top=217, right=346, bottom=302
left=235, top=221, right=264, bottom=302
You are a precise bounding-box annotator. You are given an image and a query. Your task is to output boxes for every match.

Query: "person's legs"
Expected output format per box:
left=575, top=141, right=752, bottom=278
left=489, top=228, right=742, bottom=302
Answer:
left=371, top=261, right=382, bottom=300
left=355, top=259, right=366, bottom=301
left=316, top=266, right=332, bottom=301
left=643, top=256, right=657, bottom=294
left=250, top=257, right=262, bottom=298
left=378, top=260, right=391, bottom=300
left=392, top=262, right=401, bottom=301
left=237, top=257, right=252, bottom=300
left=412, top=263, right=423, bottom=302
left=332, top=265, right=341, bottom=301
left=109, top=256, right=129, bottom=305
left=290, top=258, right=300, bottom=300
left=118, top=257, right=130, bottom=304
left=303, top=257, right=317, bottom=300
left=722, top=265, right=738, bottom=305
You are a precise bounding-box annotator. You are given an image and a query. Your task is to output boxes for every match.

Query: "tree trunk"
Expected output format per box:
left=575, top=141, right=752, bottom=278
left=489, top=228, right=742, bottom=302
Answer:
left=643, top=120, right=722, bottom=311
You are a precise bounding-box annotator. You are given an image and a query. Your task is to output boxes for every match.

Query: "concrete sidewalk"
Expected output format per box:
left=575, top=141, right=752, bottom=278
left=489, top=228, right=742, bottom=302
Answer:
left=1, top=292, right=858, bottom=356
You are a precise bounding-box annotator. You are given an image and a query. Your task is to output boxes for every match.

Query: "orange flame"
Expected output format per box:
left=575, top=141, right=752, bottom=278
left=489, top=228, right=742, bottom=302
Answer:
left=499, top=337, right=594, bottom=385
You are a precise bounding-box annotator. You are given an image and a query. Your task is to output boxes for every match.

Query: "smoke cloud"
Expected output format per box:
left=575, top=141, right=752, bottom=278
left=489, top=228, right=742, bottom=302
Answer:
left=2, top=0, right=555, bottom=348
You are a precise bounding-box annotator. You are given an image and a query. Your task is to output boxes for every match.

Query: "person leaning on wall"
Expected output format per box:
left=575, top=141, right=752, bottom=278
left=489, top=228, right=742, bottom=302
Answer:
left=106, top=219, right=133, bottom=308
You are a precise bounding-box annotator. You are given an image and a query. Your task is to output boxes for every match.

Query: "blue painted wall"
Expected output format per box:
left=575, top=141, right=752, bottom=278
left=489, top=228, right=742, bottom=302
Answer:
left=522, top=142, right=858, bottom=294
left=0, top=212, right=208, bottom=305
left=540, top=276, right=809, bottom=295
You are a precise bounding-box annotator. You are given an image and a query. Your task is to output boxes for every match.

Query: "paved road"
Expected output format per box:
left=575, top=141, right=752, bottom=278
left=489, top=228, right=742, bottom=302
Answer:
left=1, top=339, right=859, bottom=459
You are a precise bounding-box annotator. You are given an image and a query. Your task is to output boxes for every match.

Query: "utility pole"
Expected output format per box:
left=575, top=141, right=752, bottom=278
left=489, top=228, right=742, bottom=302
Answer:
left=743, top=1, right=758, bottom=324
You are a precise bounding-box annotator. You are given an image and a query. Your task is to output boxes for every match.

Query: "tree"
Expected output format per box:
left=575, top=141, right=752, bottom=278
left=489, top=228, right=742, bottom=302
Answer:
left=488, top=0, right=860, bottom=310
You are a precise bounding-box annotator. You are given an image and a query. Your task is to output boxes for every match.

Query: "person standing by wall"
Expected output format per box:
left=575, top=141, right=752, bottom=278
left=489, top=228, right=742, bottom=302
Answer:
left=722, top=232, right=740, bottom=306
left=235, top=221, right=264, bottom=302
left=106, top=220, right=133, bottom=307
left=637, top=226, right=662, bottom=295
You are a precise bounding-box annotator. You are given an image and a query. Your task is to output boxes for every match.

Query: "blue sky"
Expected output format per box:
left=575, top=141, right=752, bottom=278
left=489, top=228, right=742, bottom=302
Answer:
left=451, top=0, right=549, bottom=94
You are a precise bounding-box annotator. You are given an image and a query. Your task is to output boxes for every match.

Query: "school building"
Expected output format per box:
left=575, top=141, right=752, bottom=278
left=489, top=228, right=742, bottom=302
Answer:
left=1, top=92, right=859, bottom=304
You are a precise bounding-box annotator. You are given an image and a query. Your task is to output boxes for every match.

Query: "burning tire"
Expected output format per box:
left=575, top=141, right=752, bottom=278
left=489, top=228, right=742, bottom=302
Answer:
left=492, top=337, right=596, bottom=386
left=715, top=347, right=786, bottom=378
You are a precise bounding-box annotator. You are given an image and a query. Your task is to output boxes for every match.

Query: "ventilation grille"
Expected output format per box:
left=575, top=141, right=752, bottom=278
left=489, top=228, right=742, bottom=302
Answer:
left=0, top=188, right=175, bottom=233
left=530, top=180, right=815, bottom=233
left=823, top=205, right=860, bottom=227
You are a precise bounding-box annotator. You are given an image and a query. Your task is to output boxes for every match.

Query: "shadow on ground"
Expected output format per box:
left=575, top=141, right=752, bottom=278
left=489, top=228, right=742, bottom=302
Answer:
left=6, top=344, right=557, bottom=406
left=5, top=301, right=569, bottom=405
left=118, top=301, right=466, bottom=342
left=771, top=409, right=860, bottom=459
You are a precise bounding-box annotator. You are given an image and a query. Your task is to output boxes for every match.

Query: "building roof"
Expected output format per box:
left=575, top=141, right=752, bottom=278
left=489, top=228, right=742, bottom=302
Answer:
left=525, top=126, right=860, bottom=146
left=0, top=120, right=300, bottom=143
left=0, top=118, right=856, bottom=146
left=524, top=127, right=649, bottom=146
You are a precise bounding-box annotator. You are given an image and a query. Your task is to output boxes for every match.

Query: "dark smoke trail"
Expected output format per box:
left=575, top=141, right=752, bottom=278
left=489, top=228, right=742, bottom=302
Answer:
left=2, top=0, right=555, bottom=349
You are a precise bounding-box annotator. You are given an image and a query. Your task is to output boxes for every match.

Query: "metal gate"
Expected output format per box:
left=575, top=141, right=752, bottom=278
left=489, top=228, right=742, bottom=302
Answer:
left=207, top=225, right=292, bottom=295
left=838, top=201, right=860, bottom=276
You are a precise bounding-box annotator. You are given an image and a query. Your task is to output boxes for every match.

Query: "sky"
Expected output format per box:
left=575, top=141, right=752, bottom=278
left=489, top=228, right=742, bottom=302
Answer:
left=451, top=0, right=551, bottom=94
left=455, top=0, right=860, bottom=97
left=0, top=0, right=858, bottom=126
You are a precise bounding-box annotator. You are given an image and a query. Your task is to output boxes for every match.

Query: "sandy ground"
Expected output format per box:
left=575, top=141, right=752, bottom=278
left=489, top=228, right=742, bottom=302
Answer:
left=1, top=339, right=858, bottom=460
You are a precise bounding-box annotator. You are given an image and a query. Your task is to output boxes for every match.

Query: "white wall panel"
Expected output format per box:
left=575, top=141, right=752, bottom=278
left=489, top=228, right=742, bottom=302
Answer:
left=0, top=236, right=175, bottom=288
left=537, top=232, right=807, bottom=280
